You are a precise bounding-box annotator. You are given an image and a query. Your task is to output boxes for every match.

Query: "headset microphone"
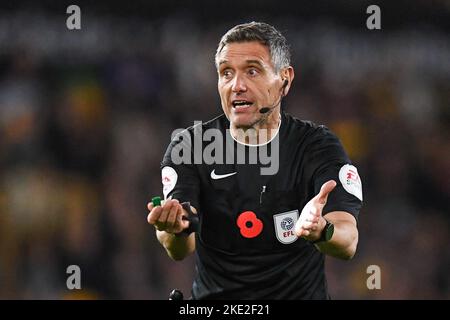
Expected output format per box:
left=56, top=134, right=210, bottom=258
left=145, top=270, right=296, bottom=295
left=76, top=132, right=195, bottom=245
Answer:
left=259, top=79, right=289, bottom=114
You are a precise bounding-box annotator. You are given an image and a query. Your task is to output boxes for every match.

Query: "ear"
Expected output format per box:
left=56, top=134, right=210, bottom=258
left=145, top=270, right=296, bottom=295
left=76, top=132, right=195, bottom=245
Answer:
left=280, top=66, right=295, bottom=97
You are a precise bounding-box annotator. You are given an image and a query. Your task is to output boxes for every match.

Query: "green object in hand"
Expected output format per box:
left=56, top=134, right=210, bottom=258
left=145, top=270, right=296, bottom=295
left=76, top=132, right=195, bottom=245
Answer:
left=152, top=196, right=161, bottom=207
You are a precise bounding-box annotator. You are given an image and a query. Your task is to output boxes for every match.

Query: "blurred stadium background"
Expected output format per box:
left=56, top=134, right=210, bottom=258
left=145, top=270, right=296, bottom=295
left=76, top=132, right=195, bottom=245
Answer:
left=0, top=0, right=449, bottom=299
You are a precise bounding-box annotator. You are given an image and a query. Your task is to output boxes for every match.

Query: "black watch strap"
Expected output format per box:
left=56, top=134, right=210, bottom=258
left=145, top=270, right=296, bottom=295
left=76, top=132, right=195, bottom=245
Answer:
left=174, top=202, right=199, bottom=237
left=312, top=219, right=334, bottom=244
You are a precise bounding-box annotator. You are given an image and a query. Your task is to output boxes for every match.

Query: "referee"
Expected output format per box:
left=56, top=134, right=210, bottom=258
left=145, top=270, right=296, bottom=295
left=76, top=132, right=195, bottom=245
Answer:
left=147, top=22, right=363, bottom=299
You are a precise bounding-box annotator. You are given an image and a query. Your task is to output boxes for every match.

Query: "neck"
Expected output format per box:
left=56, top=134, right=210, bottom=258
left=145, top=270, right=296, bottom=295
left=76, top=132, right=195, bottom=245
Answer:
left=230, top=111, right=281, bottom=145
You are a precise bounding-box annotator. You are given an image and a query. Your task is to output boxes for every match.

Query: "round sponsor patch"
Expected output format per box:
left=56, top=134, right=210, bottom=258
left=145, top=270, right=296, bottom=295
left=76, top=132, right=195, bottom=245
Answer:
left=161, top=166, right=178, bottom=199
left=339, top=164, right=363, bottom=201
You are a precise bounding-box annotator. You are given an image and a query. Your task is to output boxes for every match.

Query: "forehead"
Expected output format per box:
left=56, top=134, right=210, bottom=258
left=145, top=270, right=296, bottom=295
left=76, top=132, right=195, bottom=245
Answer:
left=217, top=41, right=273, bottom=69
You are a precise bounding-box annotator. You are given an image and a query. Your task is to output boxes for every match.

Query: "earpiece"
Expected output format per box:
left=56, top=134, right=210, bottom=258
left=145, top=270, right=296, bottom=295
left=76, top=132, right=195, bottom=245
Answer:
left=259, top=79, right=289, bottom=114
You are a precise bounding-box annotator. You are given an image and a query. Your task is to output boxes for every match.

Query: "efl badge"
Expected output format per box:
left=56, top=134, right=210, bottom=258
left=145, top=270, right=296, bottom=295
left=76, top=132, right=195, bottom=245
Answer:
left=273, top=210, right=299, bottom=244
left=339, top=164, right=363, bottom=201
left=161, top=166, right=178, bottom=199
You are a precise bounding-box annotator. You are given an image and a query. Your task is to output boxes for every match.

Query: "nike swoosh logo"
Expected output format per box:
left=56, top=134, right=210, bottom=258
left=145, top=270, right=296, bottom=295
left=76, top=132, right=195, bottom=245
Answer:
left=210, top=169, right=237, bottom=180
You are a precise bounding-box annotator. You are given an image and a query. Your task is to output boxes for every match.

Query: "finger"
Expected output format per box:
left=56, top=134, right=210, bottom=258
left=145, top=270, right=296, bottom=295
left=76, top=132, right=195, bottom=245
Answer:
left=304, top=220, right=320, bottom=231
left=166, top=203, right=181, bottom=228
left=158, top=200, right=175, bottom=224
left=147, top=206, right=163, bottom=224
left=316, top=180, right=337, bottom=205
left=295, top=221, right=310, bottom=236
left=302, top=221, right=315, bottom=229
left=304, top=216, right=316, bottom=223
left=175, top=204, right=195, bottom=228
left=159, top=199, right=180, bottom=228
left=176, top=213, right=189, bottom=229
left=180, top=215, right=189, bottom=230
left=295, top=227, right=304, bottom=237
left=147, top=202, right=154, bottom=211
left=302, top=229, right=310, bottom=237
left=162, top=198, right=176, bottom=212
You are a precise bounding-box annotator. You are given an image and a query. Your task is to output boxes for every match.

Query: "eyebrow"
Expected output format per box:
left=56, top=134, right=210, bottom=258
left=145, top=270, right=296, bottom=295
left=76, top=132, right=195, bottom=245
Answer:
left=245, top=60, right=264, bottom=68
left=218, top=59, right=265, bottom=68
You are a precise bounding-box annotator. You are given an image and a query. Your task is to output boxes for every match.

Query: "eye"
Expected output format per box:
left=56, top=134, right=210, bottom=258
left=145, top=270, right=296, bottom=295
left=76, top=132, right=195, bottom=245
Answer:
left=222, top=69, right=233, bottom=79
left=248, top=68, right=259, bottom=76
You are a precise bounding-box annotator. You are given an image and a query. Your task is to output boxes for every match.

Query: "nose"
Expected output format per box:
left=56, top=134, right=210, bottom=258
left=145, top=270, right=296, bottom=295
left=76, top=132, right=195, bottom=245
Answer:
left=231, top=74, right=247, bottom=93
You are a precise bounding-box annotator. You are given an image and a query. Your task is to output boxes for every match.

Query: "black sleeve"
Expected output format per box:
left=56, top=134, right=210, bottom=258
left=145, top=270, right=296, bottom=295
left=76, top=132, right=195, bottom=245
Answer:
left=160, top=130, right=200, bottom=210
left=306, top=126, right=363, bottom=220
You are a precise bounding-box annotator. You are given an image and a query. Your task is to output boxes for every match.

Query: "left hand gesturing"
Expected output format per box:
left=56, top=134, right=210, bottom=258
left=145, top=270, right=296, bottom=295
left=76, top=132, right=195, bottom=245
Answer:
left=295, top=180, right=337, bottom=242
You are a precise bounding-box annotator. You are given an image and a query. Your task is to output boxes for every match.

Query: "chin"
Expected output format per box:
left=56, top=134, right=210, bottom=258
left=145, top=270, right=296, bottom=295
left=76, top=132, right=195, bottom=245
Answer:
left=231, top=113, right=258, bottom=128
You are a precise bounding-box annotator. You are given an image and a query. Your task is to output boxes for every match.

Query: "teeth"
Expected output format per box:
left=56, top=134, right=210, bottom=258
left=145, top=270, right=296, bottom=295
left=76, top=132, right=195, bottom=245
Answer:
left=232, top=101, right=252, bottom=107
left=234, top=104, right=250, bottom=110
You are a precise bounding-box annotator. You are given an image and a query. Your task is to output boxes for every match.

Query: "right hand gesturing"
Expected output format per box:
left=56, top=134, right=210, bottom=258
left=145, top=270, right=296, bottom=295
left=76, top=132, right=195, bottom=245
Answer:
left=147, top=199, right=189, bottom=234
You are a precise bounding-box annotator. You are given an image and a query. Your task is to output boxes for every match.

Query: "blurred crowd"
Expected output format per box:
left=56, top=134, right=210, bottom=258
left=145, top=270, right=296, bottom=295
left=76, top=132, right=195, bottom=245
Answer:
left=0, top=8, right=449, bottom=299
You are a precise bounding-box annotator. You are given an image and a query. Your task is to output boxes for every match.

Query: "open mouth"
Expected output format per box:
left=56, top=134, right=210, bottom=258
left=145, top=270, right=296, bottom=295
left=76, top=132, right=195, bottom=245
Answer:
left=232, top=100, right=254, bottom=110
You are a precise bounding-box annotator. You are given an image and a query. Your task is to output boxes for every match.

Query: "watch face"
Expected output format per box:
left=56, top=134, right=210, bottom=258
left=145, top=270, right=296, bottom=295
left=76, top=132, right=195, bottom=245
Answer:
left=325, top=222, right=334, bottom=241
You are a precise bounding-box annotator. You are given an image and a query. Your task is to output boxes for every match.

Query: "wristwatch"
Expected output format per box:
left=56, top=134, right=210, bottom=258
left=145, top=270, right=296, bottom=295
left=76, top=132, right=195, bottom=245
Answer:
left=174, top=202, right=199, bottom=237
left=312, top=219, right=334, bottom=243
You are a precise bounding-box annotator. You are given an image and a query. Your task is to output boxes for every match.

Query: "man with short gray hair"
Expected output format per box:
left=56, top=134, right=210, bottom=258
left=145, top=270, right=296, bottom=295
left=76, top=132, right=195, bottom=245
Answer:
left=148, top=21, right=363, bottom=299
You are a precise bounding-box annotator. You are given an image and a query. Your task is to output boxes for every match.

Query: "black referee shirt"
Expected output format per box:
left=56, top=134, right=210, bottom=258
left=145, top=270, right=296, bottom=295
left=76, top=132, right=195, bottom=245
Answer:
left=161, top=111, right=363, bottom=300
